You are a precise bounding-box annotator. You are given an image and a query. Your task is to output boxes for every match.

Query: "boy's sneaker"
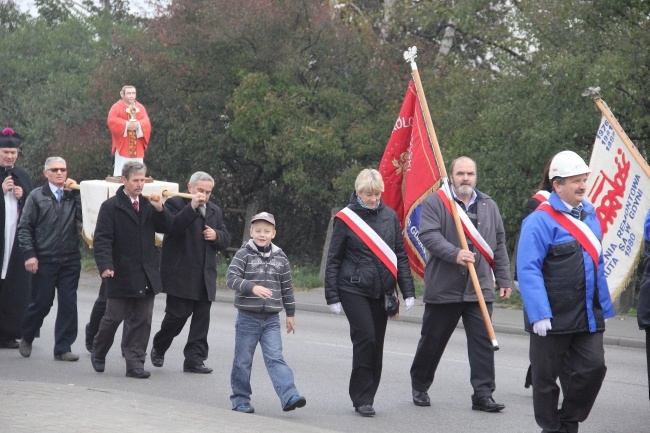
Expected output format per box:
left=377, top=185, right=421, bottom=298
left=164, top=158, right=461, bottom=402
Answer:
left=283, top=395, right=306, bottom=412
left=232, top=403, right=255, bottom=414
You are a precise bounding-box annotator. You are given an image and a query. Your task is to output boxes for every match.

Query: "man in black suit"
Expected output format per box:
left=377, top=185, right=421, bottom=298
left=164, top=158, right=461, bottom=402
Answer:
left=0, top=128, right=33, bottom=349
left=91, top=161, right=172, bottom=378
left=150, top=171, right=231, bottom=373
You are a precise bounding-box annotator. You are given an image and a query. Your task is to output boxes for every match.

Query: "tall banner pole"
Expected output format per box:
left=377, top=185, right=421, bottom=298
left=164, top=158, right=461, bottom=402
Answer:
left=403, top=47, right=499, bottom=350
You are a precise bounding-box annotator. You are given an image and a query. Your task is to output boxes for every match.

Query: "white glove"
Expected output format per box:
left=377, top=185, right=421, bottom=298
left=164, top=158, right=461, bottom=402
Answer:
left=532, top=318, right=552, bottom=337
left=405, top=297, right=415, bottom=311
left=329, top=302, right=342, bottom=314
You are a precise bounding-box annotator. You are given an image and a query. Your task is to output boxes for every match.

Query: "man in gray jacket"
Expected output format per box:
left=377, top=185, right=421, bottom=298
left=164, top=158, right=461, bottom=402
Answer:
left=410, top=156, right=512, bottom=412
left=18, top=157, right=82, bottom=361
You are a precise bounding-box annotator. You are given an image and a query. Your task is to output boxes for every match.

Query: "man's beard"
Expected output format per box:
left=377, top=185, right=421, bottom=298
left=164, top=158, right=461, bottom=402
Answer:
left=456, top=184, right=474, bottom=197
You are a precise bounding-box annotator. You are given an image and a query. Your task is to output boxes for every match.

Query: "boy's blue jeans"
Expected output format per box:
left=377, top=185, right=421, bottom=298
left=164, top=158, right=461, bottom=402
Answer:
left=230, top=311, right=299, bottom=408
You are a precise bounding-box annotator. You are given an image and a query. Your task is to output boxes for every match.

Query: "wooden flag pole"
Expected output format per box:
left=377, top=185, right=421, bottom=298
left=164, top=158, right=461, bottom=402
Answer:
left=404, top=46, right=499, bottom=350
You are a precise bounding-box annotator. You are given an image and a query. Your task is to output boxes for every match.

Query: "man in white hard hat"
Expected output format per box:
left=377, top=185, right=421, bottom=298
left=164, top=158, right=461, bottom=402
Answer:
left=517, top=150, right=615, bottom=433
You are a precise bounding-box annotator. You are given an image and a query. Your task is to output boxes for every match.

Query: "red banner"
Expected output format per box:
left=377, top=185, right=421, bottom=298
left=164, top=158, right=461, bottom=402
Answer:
left=379, top=80, right=441, bottom=277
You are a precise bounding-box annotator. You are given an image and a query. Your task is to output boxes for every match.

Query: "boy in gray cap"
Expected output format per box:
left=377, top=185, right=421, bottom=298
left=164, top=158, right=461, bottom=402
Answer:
left=226, top=211, right=306, bottom=414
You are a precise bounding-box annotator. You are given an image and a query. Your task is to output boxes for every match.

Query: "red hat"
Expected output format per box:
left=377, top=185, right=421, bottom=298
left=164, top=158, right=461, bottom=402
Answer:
left=0, top=128, right=22, bottom=148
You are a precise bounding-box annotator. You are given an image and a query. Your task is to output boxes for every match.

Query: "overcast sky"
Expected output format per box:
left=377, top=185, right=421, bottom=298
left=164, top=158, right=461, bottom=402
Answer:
left=12, top=0, right=162, bottom=17
left=12, top=0, right=34, bottom=14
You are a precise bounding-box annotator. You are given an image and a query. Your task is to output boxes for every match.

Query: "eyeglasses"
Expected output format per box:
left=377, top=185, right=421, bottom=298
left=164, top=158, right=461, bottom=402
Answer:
left=48, top=168, right=67, bottom=173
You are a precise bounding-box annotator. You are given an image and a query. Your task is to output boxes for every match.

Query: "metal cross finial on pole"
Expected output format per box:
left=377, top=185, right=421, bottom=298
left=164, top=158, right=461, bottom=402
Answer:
left=402, top=46, right=499, bottom=350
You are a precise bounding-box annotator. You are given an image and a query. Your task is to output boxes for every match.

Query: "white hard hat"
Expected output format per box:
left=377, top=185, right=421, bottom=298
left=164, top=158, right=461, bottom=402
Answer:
left=548, top=150, right=591, bottom=179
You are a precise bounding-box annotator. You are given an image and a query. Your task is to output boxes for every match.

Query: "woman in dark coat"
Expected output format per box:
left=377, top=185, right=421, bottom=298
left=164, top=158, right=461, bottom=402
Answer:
left=522, top=162, right=552, bottom=388
left=637, top=209, right=650, bottom=401
left=325, top=168, right=416, bottom=417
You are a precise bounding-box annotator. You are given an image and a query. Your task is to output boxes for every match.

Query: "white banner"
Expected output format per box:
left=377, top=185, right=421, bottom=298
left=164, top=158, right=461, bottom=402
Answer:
left=586, top=116, right=650, bottom=300
left=80, top=179, right=179, bottom=248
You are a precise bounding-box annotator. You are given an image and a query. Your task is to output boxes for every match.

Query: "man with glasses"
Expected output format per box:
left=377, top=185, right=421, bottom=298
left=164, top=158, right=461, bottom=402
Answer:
left=17, top=157, right=82, bottom=361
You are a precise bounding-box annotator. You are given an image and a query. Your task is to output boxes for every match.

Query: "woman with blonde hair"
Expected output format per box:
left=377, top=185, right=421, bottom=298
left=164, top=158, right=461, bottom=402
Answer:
left=325, top=168, right=415, bottom=417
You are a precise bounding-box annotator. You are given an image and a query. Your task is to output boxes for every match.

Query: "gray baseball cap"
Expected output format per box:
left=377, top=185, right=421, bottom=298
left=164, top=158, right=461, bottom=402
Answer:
left=251, top=212, right=275, bottom=226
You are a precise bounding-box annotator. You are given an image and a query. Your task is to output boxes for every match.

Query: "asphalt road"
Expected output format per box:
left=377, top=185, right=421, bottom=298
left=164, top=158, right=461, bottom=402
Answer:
left=0, top=283, right=648, bottom=433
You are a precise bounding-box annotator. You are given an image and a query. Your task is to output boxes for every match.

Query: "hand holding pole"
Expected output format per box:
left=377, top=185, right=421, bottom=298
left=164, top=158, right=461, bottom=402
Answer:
left=147, top=190, right=194, bottom=202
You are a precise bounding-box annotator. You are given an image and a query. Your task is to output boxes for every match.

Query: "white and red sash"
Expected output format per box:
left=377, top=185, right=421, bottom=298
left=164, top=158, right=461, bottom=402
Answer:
left=335, top=207, right=397, bottom=279
left=537, top=202, right=602, bottom=268
left=532, top=190, right=550, bottom=203
left=436, top=188, right=495, bottom=268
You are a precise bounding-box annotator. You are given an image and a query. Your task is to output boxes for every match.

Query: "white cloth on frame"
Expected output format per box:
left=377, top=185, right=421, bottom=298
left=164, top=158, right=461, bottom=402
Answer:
left=2, top=192, right=18, bottom=279
left=113, top=154, right=144, bottom=177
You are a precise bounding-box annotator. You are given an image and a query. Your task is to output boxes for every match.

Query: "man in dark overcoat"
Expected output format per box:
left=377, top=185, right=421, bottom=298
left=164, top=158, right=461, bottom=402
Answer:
left=91, top=161, right=172, bottom=379
left=150, top=171, right=231, bottom=373
left=0, top=128, right=33, bottom=348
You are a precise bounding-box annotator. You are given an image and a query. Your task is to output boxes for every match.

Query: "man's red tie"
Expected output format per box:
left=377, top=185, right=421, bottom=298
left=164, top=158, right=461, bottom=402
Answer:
left=133, top=200, right=139, bottom=213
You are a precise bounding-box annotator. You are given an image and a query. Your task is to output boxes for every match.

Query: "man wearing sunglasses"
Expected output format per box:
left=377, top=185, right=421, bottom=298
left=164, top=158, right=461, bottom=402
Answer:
left=17, top=157, right=82, bottom=362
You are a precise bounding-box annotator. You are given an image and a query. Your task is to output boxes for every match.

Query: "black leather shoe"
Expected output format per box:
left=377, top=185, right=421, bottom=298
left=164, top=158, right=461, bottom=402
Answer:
left=183, top=364, right=213, bottom=374
left=85, top=341, right=93, bottom=353
left=126, top=368, right=151, bottom=379
left=472, top=396, right=505, bottom=412
left=150, top=347, right=164, bottom=368
left=356, top=405, right=375, bottom=417
left=18, top=339, right=32, bottom=358
left=91, top=354, right=105, bottom=373
left=412, top=389, right=431, bottom=406
left=0, top=339, right=19, bottom=349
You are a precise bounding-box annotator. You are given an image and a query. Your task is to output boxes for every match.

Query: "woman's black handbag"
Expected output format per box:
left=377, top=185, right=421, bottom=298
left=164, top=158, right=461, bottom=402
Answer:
left=383, top=292, right=399, bottom=317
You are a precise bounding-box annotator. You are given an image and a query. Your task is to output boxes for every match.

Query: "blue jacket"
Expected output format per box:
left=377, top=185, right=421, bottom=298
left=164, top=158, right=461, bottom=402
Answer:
left=517, top=192, right=615, bottom=334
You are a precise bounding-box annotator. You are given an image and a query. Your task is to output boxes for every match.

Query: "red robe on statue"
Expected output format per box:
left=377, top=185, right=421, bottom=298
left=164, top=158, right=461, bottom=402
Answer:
left=107, top=100, right=151, bottom=158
